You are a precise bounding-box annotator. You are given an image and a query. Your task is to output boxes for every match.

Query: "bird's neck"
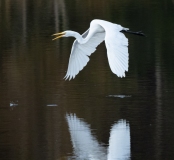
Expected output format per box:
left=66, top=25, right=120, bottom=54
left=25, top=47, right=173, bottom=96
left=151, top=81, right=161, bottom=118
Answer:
left=70, top=31, right=86, bottom=44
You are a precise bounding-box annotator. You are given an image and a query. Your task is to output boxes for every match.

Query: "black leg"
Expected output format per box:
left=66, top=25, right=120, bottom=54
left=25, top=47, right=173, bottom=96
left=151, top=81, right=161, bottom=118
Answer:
left=120, top=30, right=146, bottom=37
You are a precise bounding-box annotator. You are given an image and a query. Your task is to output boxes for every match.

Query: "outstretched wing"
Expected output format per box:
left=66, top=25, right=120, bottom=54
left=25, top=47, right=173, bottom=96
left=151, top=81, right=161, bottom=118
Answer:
left=105, top=29, right=129, bottom=78
left=64, top=29, right=105, bottom=80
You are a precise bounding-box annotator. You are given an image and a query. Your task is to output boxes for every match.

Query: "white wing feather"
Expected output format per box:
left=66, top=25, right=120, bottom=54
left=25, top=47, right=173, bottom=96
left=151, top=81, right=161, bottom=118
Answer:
left=93, top=20, right=129, bottom=78
left=64, top=29, right=105, bottom=80
left=105, top=29, right=129, bottom=78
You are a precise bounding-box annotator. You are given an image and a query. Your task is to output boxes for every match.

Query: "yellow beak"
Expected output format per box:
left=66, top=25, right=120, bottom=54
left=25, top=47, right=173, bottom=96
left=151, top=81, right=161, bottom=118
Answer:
left=52, top=32, right=65, bottom=40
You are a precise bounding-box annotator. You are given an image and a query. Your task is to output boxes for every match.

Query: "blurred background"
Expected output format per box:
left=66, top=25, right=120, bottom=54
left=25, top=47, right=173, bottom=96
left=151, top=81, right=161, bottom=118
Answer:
left=0, top=0, right=174, bottom=159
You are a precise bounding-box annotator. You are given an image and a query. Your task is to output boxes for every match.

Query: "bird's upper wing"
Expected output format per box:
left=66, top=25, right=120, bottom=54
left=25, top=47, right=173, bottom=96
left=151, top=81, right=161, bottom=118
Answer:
left=107, top=120, right=130, bottom=160
left=105, top=29, right=129, bottom=77
left=64, top=29, right=105, bottom=80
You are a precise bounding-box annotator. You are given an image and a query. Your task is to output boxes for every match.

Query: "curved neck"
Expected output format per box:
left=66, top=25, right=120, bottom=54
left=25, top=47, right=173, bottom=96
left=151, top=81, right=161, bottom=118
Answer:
left=70, top=31, right=86, bottom=44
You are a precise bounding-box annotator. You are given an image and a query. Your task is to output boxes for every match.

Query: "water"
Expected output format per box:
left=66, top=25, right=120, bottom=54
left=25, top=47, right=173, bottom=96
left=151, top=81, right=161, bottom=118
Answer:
left=0, top=0, right=174, bottom=159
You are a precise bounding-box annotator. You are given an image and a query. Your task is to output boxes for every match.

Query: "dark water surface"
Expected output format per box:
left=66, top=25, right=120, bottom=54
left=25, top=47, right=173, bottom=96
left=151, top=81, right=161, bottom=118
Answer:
left=0, top=0, right=174, bottom=159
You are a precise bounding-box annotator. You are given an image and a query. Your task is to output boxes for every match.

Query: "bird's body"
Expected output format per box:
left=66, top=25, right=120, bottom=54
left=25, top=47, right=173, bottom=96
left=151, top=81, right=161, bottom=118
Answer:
left=52, top=19, right=144, bottom=80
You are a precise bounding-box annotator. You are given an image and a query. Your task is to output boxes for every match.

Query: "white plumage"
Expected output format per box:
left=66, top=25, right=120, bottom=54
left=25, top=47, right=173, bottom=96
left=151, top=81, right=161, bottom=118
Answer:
left=53, top=19, right=130, bottom=80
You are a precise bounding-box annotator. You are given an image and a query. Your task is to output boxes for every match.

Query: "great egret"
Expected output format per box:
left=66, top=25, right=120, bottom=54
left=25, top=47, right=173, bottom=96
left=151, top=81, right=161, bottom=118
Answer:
left=52, top=19, right=144, bottom=80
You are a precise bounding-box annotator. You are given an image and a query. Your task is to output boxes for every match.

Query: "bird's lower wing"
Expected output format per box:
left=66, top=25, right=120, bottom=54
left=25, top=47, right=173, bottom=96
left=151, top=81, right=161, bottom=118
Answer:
left=105, top=31, right=129, bottom=77
left=64, top=29, right=105, bottom=80
left=107, top=120, right=130, bottom=160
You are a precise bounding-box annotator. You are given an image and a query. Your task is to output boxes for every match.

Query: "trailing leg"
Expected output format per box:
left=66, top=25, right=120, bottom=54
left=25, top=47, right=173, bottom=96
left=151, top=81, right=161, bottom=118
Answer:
left=120, top=30, right=145, bottom=36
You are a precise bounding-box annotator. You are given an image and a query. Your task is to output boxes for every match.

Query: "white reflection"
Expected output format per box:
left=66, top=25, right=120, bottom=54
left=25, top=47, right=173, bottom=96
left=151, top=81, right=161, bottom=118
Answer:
left=66, top=114, right=130, bottom=160
left=46, top=104, right=58, bottom=107
left=10, top=101, right=18, bottom=107
left=107, top=120, right=130, bottom=160
left=107, top=95, right=131, bottom=98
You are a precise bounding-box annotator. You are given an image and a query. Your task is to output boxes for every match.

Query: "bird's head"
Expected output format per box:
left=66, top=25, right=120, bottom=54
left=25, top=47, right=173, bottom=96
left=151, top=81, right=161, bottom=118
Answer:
left=52, top=30, right=76, bottom=40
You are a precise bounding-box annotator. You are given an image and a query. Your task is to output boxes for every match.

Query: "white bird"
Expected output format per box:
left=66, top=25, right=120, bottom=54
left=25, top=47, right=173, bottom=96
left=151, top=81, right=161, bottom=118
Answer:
left=52, top=19, right=144, bottom=80
left=66, top=113, right=130, bottom=160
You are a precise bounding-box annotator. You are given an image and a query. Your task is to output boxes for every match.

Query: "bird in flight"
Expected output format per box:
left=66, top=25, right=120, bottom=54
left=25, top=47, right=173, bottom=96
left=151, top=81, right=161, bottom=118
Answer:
left=52, top=19, right=145, bottom=80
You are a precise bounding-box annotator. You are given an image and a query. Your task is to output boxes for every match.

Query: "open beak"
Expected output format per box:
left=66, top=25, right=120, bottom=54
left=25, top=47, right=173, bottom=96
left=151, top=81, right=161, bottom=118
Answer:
left=52, top=32, right=65, bottom=40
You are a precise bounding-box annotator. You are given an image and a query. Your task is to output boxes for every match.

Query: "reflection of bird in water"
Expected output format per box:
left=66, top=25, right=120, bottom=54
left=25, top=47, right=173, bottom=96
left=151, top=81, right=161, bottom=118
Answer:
left=66, top=114, right=130, bottom=160
left=53, top=19, right=144, bottom=80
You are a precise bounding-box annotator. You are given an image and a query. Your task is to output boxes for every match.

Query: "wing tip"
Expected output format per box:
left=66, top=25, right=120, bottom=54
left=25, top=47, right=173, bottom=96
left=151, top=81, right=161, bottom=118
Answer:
left=116, top=71, right=127, bottom=78
left=64, top=74, right=76, bottom=81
